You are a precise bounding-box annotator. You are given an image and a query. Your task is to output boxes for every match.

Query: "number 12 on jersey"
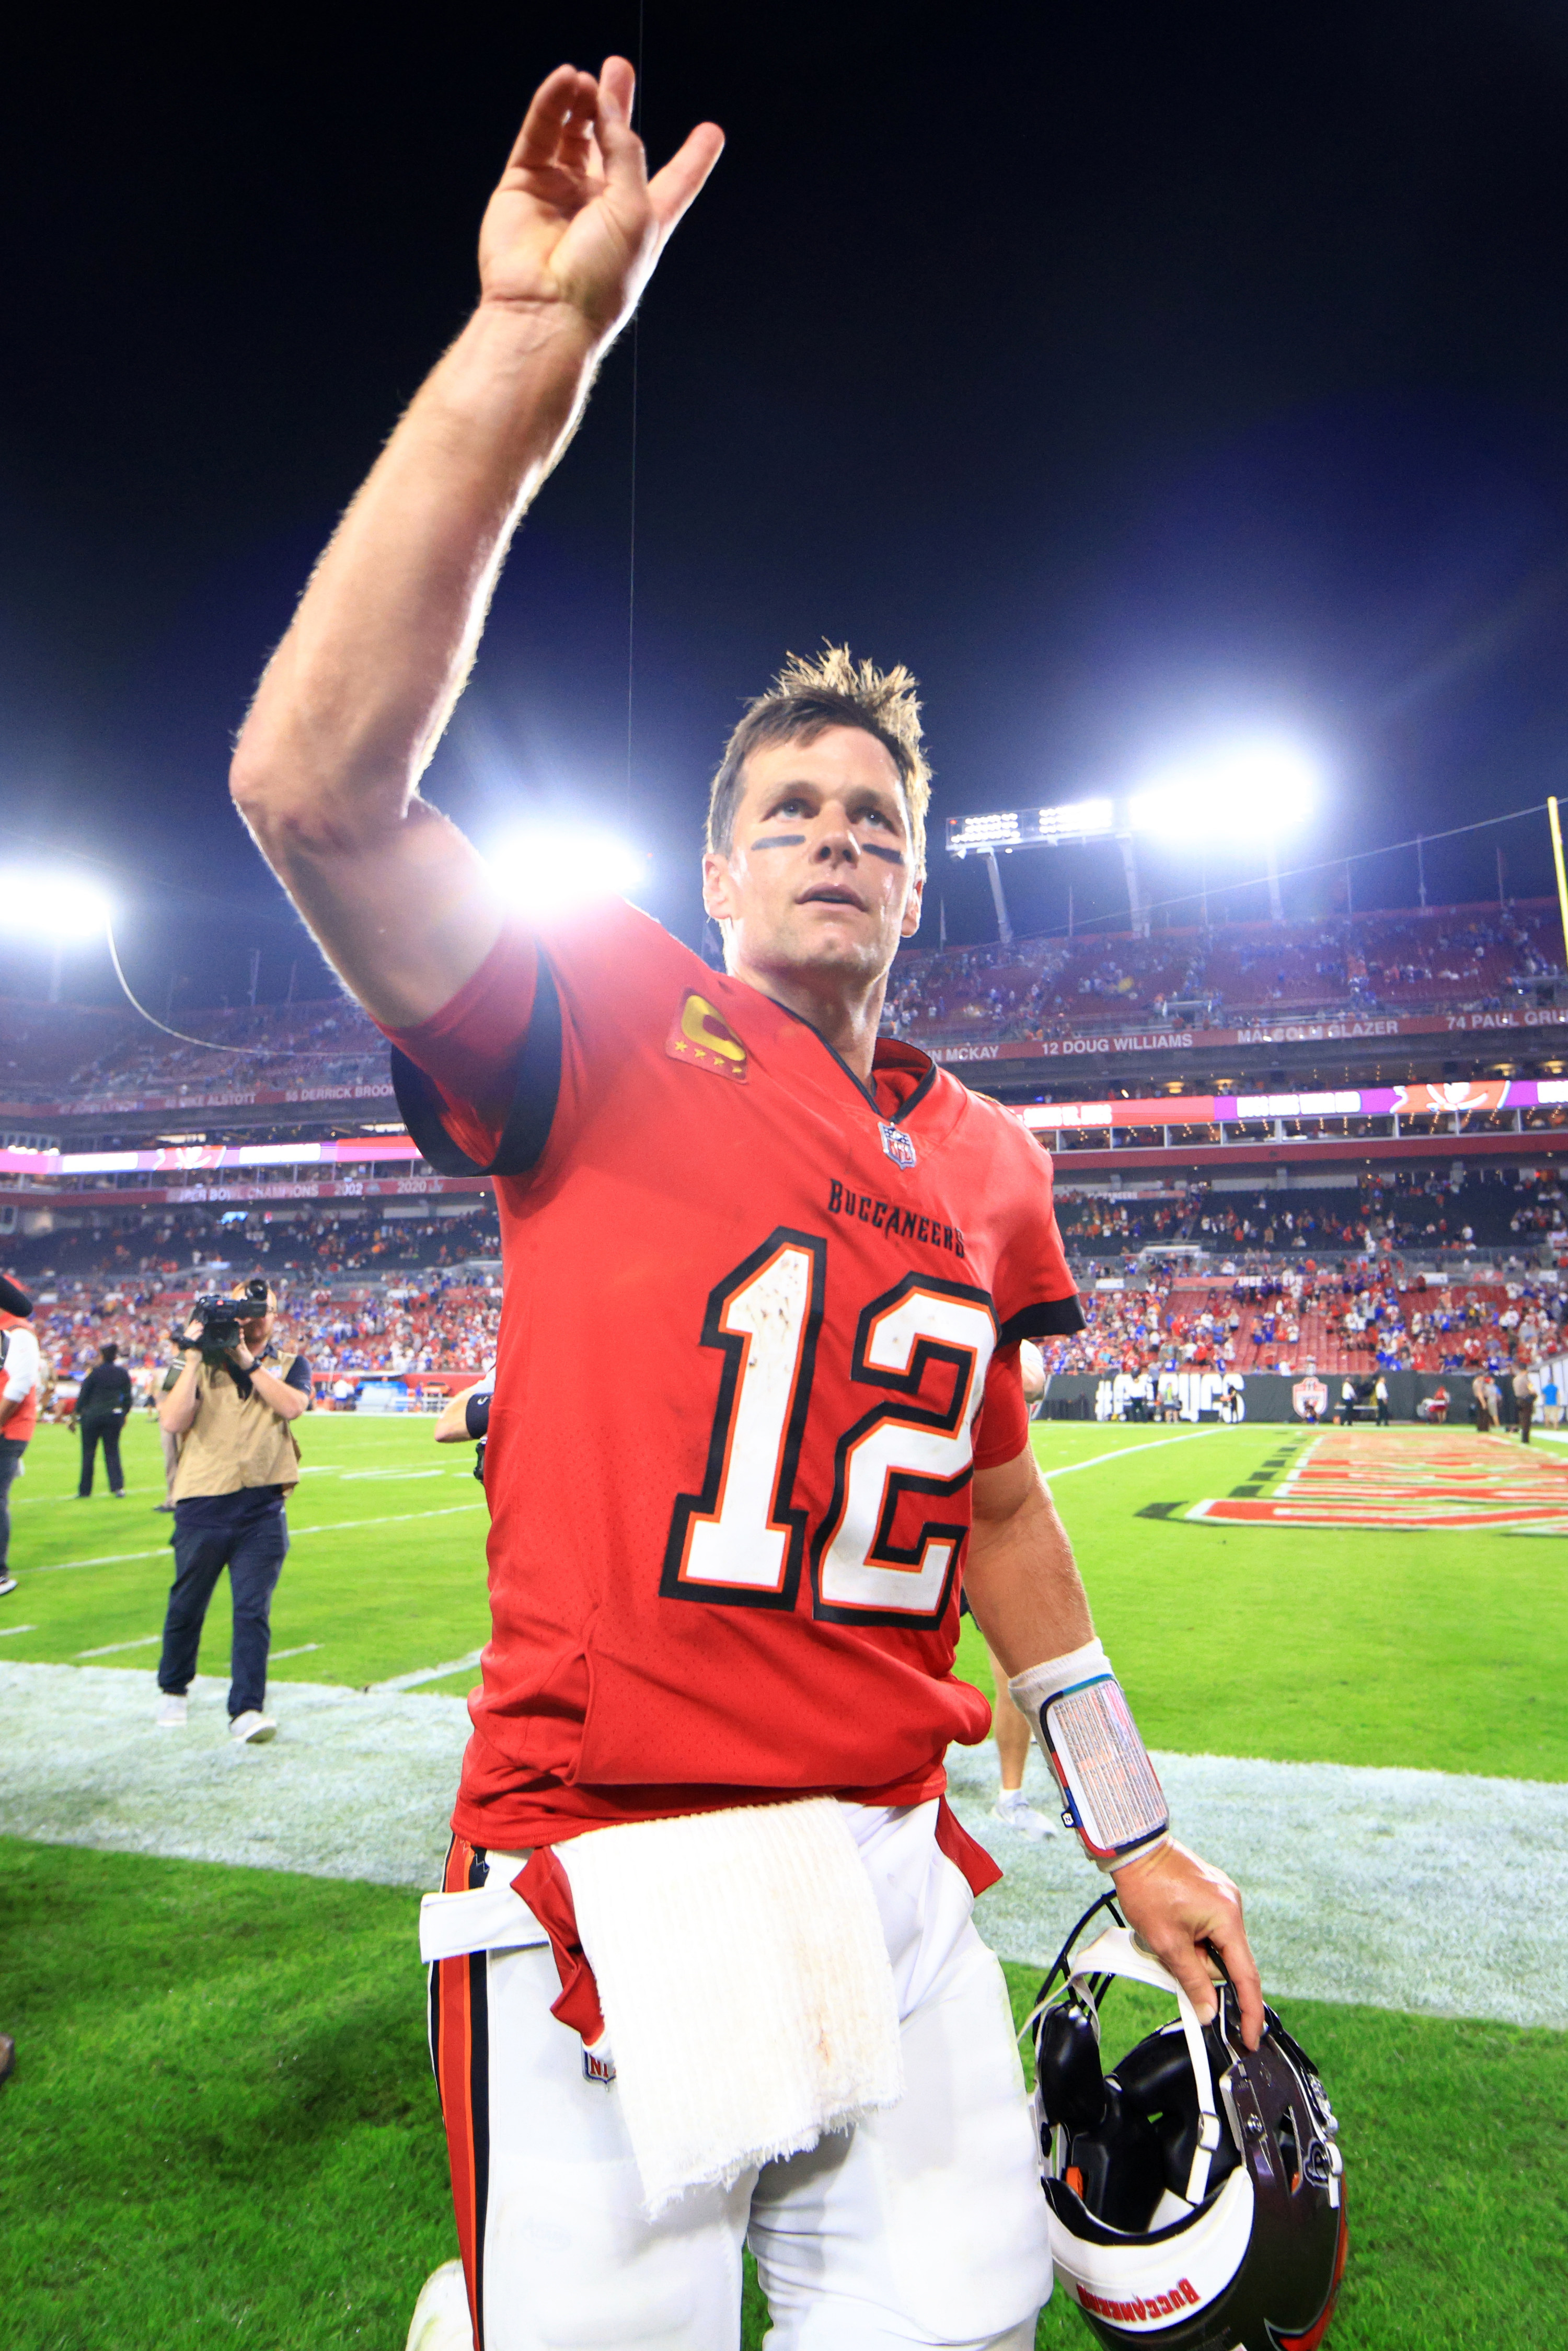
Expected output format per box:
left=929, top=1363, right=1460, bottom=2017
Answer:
left=661, top=1226, right=999, bottom=1626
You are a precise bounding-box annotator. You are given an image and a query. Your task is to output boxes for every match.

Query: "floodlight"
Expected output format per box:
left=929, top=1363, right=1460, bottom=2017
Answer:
left=948, top=811, right=1023, bottom=854
left=1128, top=739, right=1318, bottom=840
left=946, top=799, right=1115, bottom=858
left=486, top=823, right=649, bottom=919
left=1047, top=798, right=1114, bottom=841
left=0, top=869, right=112, bottom=940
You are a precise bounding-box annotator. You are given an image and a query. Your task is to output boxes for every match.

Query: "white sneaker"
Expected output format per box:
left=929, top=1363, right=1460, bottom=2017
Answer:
left=229, top=1710, right=276, bottom=1744
left=405, top=2261, right=471, bottom=2351
left=156, top=1693, right=188, bottom=1728
left=993, top=1788, right=1060, bottom=1841
left=0, top=1575, right=17, bottom=1598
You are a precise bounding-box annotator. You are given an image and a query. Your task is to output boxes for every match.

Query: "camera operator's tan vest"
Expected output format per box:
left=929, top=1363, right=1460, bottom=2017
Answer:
left=171, top=1356, right=304, bottom=1500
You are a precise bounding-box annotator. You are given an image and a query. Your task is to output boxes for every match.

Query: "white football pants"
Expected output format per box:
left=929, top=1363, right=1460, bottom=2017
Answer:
left=434, top=1801, right=1051, bottom=2350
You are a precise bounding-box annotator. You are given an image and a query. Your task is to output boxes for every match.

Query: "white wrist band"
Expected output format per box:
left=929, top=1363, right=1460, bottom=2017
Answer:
left=1009, top=1643, right=1170, bottom=1872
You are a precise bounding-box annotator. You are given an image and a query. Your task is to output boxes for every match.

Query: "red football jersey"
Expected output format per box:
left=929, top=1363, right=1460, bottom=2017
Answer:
left=388, top=899, right=1083, bottom=1851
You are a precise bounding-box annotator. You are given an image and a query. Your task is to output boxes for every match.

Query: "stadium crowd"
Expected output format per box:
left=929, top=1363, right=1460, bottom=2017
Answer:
left=1037, top=1264, right=1565, bottom=1380
left=9, top=1166, right=1562, bottom=1404
left=13, top=1227, right=502, bottom=1409
left=1053, top=1164, right=1566, bottom=1259
left=880, top=901, right=1560, bottom=1042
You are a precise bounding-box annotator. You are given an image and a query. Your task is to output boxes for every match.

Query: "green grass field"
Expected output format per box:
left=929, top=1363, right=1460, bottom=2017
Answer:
left=4, top=1413, right=1566, bottom=2347
left=4, top=1841, right=1563, bottom=2351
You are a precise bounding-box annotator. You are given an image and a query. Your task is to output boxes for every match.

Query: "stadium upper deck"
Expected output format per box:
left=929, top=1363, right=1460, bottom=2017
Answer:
left=4, top=897, right=1568, bottom=1261
left=880, top=896, right=1568, bottom=1095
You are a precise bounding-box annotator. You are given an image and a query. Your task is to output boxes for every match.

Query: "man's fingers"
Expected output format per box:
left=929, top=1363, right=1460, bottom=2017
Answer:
left=1210, top=1925, right=1266, bottom=2051
left=510, top=64, right=601, bottom=176
left=1152, top=1935, right=1219, bottom=2026
left=597, top=53, right=637, bottom=123
left=647, top=124, right=727, bottom=231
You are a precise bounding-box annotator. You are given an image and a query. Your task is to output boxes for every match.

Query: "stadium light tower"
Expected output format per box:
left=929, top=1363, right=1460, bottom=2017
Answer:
left=945, top=801, right=1113, bottom=945
left=945, top=737, right=1317, bottom=943
left=0, top=868, right=112, bottom=1000
left=486, top=822, right=650, bottom=921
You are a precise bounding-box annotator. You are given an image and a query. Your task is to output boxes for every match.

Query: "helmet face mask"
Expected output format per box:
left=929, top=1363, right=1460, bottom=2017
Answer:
left=1030, top=1908, right=1347, bottom=2349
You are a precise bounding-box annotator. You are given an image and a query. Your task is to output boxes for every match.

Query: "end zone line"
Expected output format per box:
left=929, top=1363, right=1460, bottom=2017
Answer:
left=1040, top=1426, right=1232, bottom=1478
left=25, top=1500, right=488, bottom=1574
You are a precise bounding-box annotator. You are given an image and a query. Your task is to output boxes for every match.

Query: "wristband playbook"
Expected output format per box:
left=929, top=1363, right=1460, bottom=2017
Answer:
left=1035, top=1672, right=1169, bottom=1864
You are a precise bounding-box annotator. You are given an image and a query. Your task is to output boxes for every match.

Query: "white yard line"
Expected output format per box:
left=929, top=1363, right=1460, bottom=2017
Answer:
left=76, top=1634, right=161, bottom=1657
left=1040, top=1426, right=1232, bottom=1478
left=0, top=1624, right=39, bottom=1637
left=3, top=1655, right=1562, bottom=2028
left=11, top=1486, right=164, bottom=1506
left=946, top=1740, right=1568, bottom=2029
left=339, top=1468, right=447, bottom=1483
left=29, top=1547, right=173, bottom=1574
left=27, top=1500, right=488, bottom=1574
left=271, top=1643, right=322, bottom=1661
left=293, top=1504, right=487, bottom=1537
left=370, top=1649, right=485, bottom=1693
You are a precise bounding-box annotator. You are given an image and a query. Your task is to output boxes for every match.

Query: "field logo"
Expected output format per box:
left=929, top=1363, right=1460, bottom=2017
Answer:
left=1183, top=1431, right=1568, bottom=1532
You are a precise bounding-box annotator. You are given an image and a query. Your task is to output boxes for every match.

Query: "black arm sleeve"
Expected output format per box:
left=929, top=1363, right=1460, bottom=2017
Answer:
left=389, top=957, right=563, bottom=1182
left=999, top=1294, right=1088, bottom=1345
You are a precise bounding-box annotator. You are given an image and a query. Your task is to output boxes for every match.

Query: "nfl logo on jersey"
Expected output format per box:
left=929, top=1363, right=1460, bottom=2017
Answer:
left=879, top=1121, right=917, bottom=1171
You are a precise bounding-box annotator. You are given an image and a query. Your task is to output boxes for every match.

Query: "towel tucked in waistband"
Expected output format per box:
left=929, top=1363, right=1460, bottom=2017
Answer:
left=557, top=1795, right=904, bottom=2214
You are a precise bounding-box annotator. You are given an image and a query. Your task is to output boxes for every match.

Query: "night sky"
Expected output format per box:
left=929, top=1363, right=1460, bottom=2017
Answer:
left=7, top=2, right=1568, bottom=1009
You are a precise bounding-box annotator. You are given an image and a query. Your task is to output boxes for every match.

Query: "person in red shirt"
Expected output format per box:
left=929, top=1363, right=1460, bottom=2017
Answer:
left=0, top=1272, right=41, bottom=1600
left=229, top=58, right=1261, bottom=2351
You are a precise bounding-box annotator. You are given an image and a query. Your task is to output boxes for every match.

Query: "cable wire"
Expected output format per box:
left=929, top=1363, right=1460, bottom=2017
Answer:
left=106, top=921, right=285, bottom=1057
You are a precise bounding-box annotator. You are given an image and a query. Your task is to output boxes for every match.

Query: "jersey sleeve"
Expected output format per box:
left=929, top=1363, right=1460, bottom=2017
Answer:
left=973, top=1345, right=1030, bottom=1468
left=284, top=1355, right=313, bottom=1398
left=985, top=1115, right=1086, bottom=1346
left=378, top=900, right=696, bottom=1183
left=379, top=924, right=552, bottom=1178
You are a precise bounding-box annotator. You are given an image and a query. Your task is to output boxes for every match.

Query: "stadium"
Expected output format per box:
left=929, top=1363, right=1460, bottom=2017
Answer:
left=5, top=874, right=1566, bottom=2347
left=4, top=12, right=1567, bottom=2351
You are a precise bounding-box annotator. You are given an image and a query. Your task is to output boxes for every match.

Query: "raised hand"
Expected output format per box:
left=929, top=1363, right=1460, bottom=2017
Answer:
left=478, top=57, right=723, bottom=343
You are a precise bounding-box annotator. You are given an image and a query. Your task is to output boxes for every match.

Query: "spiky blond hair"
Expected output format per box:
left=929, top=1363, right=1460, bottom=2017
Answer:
left=706, top=644, right=932, bottom=875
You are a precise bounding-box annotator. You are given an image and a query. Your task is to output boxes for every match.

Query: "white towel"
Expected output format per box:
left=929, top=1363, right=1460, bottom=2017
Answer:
left=558, top=1796, right=904, bottom=2213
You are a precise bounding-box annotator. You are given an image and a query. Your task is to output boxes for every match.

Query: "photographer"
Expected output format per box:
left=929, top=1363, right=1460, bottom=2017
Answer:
left=154, top=1281, right=311, bottom=1744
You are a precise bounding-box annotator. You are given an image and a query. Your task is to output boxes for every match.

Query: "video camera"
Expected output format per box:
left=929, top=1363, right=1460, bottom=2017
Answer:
left=171, top=1279, right=272, bottom=1361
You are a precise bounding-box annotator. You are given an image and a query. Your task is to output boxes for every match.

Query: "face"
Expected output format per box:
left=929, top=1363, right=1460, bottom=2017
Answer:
left=701, top=726, right=924, bottom=991
left=238, top=1310, right=276, bottom=1349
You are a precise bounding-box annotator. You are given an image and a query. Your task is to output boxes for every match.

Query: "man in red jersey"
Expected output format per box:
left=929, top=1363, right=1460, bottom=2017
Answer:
left=230, top=59, right=1261, bottom=2351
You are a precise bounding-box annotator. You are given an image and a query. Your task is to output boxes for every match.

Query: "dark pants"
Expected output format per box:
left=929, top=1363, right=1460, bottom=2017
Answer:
left=1518, top=1400, right=1535, bottom=1444
left=158, top=1487, right=289, bottom=1719
left=78, top=1416, right=125, bottom=1496
left=0, top=1435, right=26, bottom=1575
left=1376, top=1398, right=1389, bottom=1425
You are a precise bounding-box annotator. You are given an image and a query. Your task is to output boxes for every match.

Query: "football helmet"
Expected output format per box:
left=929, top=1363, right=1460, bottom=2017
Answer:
left=1030, top=1897, right=1346, bottom=2349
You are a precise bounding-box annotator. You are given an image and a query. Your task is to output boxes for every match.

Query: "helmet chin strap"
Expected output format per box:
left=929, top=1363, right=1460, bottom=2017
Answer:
left=1070, top=1925, right=1226, bottom=2208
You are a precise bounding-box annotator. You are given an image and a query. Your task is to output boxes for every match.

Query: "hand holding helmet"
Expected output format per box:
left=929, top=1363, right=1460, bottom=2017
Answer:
left=1029, top=1898, right=1347, bottom=2351
left=1111, top=1840, right=1264, bottom=2051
